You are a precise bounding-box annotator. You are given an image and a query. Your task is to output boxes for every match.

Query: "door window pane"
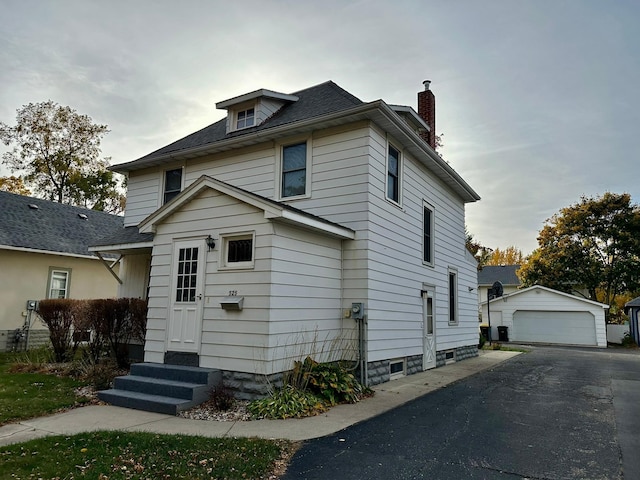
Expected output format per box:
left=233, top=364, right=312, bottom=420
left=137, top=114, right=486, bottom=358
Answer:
left=175, top=247, right=198, bottom=302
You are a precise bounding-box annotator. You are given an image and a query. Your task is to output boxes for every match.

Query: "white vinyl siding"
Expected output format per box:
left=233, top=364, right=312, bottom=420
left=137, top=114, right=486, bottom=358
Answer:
left=363, top=124, right=478, bottom=362
left=117, top=253, right=150, bottom=299
left=144, top=187, right=346, bottom=375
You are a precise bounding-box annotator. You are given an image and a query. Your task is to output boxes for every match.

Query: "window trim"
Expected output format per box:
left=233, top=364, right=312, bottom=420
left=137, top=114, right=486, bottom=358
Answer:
left=389, top=358, right=406, bottom=380
left=448, top=268, right=458, bottom=325
left=47, top=267, right=71, bottom=299
left=161, top=166, right=184, bottom=205
left=422, top=202, right=434, bottom=266
left=276, top=137, right=312, bottom=200
left=219, top=232, right=256, bottom=270
left=386, top=141, right=402, bottom=205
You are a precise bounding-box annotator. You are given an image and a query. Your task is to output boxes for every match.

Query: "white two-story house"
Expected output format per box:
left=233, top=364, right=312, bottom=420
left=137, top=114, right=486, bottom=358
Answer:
left=92, top=80, right=481, bottom=397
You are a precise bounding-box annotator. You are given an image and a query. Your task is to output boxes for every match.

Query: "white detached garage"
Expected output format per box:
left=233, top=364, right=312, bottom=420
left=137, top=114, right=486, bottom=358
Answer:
left=481, top=285, right=608, bottom=348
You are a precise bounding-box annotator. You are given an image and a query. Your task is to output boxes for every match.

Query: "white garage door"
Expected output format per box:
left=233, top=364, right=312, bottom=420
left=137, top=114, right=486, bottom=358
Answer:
left=512, top=311, right=597, bottom=346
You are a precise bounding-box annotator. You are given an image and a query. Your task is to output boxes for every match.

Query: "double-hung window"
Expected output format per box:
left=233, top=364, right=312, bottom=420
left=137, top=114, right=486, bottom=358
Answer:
left=387, top=144, right=401, bottom=203
left=423, top=204, right=434, bottom=265
left=236, top=108, right=255, bottom=129
left=163, top=168, right=183, bottom=204
left=48, top=268, right=70, bottom=299
left=448, top=270, right=458, bottom=325
left=281, top=142, right=307, bottom=198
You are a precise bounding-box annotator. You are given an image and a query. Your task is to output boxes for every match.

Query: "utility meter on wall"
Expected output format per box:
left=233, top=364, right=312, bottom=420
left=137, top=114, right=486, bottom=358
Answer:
left=351, top=302, right=365, bottom=320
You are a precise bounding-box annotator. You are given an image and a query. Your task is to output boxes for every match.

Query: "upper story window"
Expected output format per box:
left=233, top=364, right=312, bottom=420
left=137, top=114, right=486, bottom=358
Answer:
left=387, top=144, right=401, bottom=204
left=448, top=270, right=458, bottom=325
left=48, top=268, right=70, bottom=299
left=423, top=204, right=434, bottom=265
left=281, top=142, right=307, bottom=198
left=236, top=108, right=255, bottom=129
left=163, top=168, right=183, bottom=204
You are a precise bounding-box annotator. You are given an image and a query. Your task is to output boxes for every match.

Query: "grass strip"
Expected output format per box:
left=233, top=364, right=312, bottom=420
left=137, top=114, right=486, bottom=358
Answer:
left=0, top=360, right=89, bottom=425
left=0, top=430, right=290, bottom=479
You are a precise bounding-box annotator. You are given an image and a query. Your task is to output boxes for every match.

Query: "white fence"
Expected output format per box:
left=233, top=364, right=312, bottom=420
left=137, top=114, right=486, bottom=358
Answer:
left=606, top=323, right=629, bottom=344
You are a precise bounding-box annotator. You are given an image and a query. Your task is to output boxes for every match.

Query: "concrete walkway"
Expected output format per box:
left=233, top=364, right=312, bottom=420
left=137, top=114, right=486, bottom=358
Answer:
left=0, top=350, right=520, bottom=447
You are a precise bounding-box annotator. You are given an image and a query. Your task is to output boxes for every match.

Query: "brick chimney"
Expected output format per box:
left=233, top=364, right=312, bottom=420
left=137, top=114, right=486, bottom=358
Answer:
left=417, top=80, right=436, bottom=149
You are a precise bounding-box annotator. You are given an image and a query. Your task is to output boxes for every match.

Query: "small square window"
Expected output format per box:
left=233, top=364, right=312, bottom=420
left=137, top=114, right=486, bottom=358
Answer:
left=389, top=358, right=406, bottom=379
left=236, top=108, right=255, bottom=129
left=221, top=234, right=255, bottom=269
left=228, top=238, right=253, bottom=263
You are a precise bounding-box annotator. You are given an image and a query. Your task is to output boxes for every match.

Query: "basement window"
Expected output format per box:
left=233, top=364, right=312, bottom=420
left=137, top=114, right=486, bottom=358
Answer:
left=389, top=358, right=406, bottom=380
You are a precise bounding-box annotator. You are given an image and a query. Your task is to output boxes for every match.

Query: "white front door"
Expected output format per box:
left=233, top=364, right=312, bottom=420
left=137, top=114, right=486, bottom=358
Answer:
left=422, top=288, right=436, bottom=370
left=167, top=240, right=205, bottom=352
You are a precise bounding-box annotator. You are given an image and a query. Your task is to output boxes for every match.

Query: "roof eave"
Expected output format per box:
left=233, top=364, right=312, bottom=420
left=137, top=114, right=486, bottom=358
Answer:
left=113, top=101, right=480, bottom=203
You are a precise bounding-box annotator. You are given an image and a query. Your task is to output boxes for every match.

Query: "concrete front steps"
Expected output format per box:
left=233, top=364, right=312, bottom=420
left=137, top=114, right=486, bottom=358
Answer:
left=98, top=363, right=221, bottom=415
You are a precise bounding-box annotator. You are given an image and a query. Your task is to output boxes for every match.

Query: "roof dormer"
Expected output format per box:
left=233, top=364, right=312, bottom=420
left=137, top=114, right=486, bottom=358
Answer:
left=216, top=89, right=299, bottom=134
left=389, top=104, right=431, bottom=139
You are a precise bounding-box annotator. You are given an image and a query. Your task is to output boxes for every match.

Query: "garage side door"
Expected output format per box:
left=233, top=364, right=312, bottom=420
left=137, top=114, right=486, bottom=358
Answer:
left=512, top=311, right=597, bottom=346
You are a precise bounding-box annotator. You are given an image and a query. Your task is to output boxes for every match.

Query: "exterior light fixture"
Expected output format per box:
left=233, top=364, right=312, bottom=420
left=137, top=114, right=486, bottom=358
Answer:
left=206, top=235, right=216, bottom=251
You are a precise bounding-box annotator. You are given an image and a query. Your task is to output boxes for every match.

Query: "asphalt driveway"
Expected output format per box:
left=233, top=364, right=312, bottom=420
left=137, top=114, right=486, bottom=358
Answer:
left=283, top=346, right=640, bottom=479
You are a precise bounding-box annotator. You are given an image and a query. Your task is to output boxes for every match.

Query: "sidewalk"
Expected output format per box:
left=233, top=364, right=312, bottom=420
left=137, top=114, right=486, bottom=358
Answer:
left=0, top=350, right=520, bottom=447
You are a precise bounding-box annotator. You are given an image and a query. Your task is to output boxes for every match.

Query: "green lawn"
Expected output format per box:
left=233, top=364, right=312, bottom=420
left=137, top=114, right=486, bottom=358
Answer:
left=0, top=430, right=291, bottom=479
left=0, top=352, right=90, bottom=425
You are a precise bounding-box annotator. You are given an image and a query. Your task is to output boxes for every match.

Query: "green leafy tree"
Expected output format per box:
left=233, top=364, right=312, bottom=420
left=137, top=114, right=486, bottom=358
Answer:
left=0, top=175, right=31, bottom=195
left=0, top=100, right=124, bottom=213
left=519, top=192, right=640, bottom=307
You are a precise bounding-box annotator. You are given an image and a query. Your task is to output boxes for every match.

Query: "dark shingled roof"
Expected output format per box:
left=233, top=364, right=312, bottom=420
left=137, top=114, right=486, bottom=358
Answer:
left=119, top=81, right=363, bottom=168
left=478, top=265, right=522, bottom=286
left=91, top=225, right=153, bottom=247
left=0, top=191, right=124, bottom=257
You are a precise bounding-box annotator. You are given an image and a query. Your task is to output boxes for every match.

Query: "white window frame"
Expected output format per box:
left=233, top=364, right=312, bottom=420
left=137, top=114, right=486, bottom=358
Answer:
left=219, top=232, right=256, bottom=270
left=389, top=358, right=406, bottom=380
left=386, top=140, right=402, bottom=205
left=235, top=107, right=256, bottom=130
left=276, top=136, right=312, bottom=200
left=160, top=166, right=184, bottom=206
left=448, top=268, right=458, bottom=325
left=423, top=201, right=434, bottom=266
left=47, top=267, right=71, bottom=299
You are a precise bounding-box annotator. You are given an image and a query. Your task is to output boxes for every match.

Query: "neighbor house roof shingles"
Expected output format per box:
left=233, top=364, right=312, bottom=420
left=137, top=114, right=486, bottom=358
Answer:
left=0, top=191, right=123, bottom=257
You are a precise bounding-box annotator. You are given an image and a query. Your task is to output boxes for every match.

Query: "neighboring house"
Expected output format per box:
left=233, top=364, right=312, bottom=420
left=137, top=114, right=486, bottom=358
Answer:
left=478, top=264, right=521, bottom=321
left=91, top=80, right=481, bottom=395
left=480, top=285, right=608, bottom=347
left=0, top=191, right=122, bottom=351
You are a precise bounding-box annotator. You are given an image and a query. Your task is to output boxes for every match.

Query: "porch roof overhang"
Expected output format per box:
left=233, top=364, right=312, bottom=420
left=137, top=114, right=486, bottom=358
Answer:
left=138, top=175, right=356, bottom=240
left=114, top=101, right=480, bottom=204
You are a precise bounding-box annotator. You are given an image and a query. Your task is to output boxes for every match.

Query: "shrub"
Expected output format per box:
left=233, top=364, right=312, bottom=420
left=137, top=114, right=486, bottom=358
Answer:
left=37, top=299, right=85, bottom=362
left=292, top=356, right=370, bottom=406
left=87, top=298, right=148, bottom=368
left=248, top=385, right=327, bottom=419
left=209, top=384, right=236, bottom=411
left=621, top=332, right=637, bottom=348
left=478, top=333, right=486, bottom=349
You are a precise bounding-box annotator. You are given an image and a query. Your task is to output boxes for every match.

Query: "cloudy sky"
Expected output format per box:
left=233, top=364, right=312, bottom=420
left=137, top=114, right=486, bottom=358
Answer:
left=1, top=0, right=639, bottom=254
